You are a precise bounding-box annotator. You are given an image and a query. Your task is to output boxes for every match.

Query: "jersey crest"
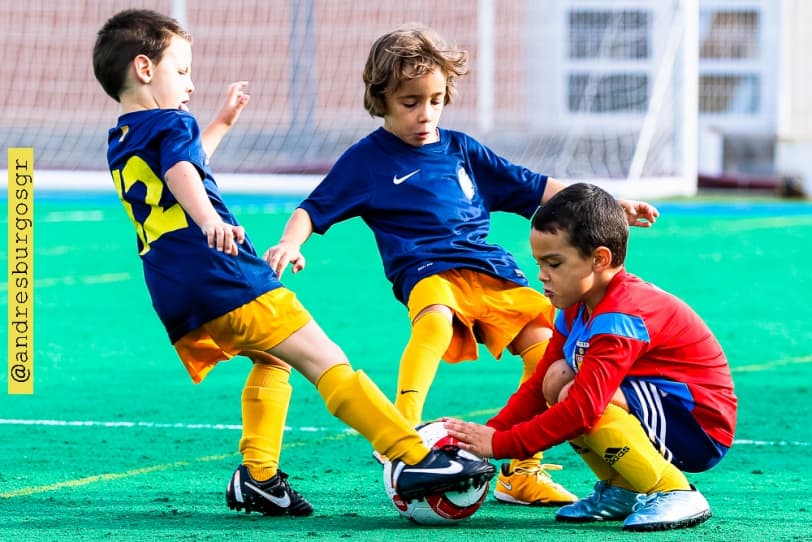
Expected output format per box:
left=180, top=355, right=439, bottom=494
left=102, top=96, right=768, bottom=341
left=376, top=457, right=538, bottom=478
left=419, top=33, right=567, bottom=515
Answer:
left=457, top=165, right=475, bottom=200
left=574, top=340, right=588, bottom=371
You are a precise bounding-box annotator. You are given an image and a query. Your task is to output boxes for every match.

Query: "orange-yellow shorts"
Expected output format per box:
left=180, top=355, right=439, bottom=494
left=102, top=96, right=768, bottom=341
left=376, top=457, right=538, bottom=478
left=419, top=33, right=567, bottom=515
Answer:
left=406, top=268, right=555, bottom=363
left=173, top=288, right=312, bottom=383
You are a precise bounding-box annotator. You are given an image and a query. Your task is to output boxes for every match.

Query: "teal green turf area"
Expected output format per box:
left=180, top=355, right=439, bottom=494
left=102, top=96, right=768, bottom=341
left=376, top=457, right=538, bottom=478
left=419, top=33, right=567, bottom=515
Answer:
left=1, top=193, right=810, bottom=541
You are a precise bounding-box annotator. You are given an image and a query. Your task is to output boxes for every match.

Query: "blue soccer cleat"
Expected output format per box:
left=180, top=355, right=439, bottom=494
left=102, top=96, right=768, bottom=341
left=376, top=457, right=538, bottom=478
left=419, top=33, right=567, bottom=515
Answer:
left=555, top=480, right=640, bottom=522
left=622, top=485, right=712, bottom=531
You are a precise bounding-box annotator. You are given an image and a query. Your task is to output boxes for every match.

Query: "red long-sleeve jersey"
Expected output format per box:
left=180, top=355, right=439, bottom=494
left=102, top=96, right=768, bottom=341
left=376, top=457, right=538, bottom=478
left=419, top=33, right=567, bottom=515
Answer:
left=489, top=270, right=737, bottom=460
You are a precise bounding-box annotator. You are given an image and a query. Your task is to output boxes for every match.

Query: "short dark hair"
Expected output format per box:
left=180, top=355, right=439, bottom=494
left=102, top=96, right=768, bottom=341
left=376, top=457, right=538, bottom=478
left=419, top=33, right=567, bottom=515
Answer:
left=93, top=9, right=191, bottom=101
left=531, top=183, right=629, bottom=266
left=362, top=23, right=468, bottom=117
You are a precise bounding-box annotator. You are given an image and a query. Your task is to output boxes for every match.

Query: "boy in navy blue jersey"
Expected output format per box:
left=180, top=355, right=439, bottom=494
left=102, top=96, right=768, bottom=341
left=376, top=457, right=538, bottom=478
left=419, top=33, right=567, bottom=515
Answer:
left=266, top=23, right=659, bottom=507
left=93, top=9, right=494, bottom=517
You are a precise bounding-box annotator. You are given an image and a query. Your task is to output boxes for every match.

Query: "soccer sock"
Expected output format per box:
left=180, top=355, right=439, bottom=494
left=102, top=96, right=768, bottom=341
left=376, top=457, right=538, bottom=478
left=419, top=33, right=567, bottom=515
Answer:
left=394, top=311, right=454, bottom=426
left=569, top=435, right=617, bottom=482
left=518, top=340, right=549, bottom=384
left=515, top=341, right=549, bottom=467
left=317, top=363, right=429, bottom=465
left=239, top=363, right=292, bottom=481
left=582, top=404, right=690, bottom=494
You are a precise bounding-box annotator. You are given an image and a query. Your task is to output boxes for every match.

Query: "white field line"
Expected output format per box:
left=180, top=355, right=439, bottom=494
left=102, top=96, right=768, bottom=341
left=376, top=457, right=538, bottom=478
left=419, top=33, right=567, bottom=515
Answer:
left=0, top=418, right=806, bottom=447
left=0, top=418, right=346, bottom=434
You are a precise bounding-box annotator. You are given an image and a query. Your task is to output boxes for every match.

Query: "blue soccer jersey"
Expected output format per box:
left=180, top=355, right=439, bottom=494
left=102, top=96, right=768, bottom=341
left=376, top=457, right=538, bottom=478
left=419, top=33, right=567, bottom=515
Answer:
left=106, top=109, right=281, bottom=343
left=299, top=127, right=549, bottom=303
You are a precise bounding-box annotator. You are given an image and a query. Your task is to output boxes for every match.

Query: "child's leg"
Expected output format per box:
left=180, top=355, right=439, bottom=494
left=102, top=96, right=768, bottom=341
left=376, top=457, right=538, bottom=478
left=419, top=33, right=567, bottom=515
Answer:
left=239, top=354, right=292, bottom=481
left=581, top=404, right=690, bottom=493
left=317, top=362, right=428, bottom=464
left=517, top=340, right=548, bottom=382
left=516, top=340, right=550, bottom=466
left=494, top=331, right=576, bottom=505
left=276, top=320, right=496, bottom=500
left=543, top=360, right=625, bottom=486
left=568, top=435, right=617, bottom=481
left=394, top=307, right=454, bottom=426
left=271, top=320, right=430, bottom=464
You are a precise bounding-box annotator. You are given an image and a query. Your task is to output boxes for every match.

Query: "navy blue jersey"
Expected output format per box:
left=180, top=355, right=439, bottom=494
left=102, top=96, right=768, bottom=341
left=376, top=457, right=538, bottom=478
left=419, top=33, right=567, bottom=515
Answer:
left=107, top=109, right=281, bottom=343
left=299, top=127, right=549, bottom=303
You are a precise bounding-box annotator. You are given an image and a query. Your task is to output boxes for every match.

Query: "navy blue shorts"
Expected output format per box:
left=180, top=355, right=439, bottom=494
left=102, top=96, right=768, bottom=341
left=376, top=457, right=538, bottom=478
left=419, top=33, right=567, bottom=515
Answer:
left=620, top=378, right=729, bottom=473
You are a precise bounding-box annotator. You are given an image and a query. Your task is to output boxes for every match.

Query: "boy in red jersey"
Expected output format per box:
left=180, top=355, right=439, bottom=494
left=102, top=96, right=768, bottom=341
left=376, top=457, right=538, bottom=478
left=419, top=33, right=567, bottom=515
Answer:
left=445, top=183, right=737, bottom=532
left=92, top=9, right=494, bottom=518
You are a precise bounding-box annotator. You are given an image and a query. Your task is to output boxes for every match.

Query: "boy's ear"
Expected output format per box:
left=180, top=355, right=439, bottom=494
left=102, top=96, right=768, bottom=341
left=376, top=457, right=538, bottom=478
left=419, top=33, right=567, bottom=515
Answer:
left=133, top=54, right=153, bottom=84
left=592, top=246, right=613, bottom=270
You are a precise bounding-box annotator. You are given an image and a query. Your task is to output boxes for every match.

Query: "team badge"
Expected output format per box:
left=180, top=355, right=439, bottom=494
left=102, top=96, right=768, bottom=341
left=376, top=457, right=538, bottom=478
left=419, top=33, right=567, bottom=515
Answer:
left=574, top=340, right=589, bottom=371
left=457, top=166, right=475, bottom=200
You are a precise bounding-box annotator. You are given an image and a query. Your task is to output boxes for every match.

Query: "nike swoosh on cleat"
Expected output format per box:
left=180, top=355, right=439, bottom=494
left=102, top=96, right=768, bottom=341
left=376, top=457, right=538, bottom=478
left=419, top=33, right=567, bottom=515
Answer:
left=402, top=460, right=464, bottom=475
left=399, top=389, right=419, bottom=395
left=245, top=482, right=291, bottom=508
left=499, top=480, right=513, bottom=490
left=393, top=169, right=420, bottom=184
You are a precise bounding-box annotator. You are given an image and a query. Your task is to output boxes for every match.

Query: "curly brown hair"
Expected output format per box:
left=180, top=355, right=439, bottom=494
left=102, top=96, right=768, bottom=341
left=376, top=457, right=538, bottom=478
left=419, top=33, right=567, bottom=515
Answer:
left=362, top=24, right=468, bottom=117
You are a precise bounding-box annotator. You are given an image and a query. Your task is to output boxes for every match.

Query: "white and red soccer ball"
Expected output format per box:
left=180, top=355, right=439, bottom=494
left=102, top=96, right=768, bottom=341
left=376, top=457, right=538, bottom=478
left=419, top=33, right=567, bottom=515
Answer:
left=382, top=421, right=490, bottom=525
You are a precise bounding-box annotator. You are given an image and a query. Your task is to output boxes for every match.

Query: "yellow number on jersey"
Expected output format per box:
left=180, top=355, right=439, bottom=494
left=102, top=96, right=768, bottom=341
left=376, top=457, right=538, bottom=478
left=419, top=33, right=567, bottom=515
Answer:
left=112, top=156, right=189, bottom=255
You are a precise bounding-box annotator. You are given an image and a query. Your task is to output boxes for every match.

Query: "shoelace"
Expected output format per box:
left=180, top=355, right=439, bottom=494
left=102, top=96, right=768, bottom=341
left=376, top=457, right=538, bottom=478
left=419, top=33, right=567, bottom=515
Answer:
left=632, top=491, right=662, bottom=511
left=275, top=470, right=303, bottom=498
left=512, top=462, right=565, bottom=481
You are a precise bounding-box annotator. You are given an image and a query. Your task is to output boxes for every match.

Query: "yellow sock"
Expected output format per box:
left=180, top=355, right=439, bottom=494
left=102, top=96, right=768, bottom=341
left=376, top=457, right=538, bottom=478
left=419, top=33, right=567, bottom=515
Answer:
left=317, top=363, right=429, bottom=464
left=582, top=404, right=690, bottom=493
left=240, top=363, right=292, bottom=481
left=518, top=340, right=549, bottom=384
left=514, top=342, right=549, bottom=466
left=569, top=435, right=617, bottom=481
left=394, top=311, right=453, bottom=425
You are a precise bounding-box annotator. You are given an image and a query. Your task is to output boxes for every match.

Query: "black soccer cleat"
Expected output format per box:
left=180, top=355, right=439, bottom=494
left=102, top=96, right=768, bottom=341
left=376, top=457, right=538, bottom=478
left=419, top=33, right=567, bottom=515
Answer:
left=226, top=464, right=313, bottom=516
left=391, top=445, right=496, bottom=501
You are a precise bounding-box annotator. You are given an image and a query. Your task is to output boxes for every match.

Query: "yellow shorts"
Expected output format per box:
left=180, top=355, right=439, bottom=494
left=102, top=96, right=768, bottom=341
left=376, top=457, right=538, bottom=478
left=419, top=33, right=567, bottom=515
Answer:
left=407, top=269, right=555, bottom=363
left=173, top=288, right=312, bottom=383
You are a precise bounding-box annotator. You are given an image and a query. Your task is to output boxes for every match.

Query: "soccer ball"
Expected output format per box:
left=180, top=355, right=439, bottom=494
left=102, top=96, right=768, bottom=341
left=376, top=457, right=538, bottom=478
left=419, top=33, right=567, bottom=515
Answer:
left=382, top=421, right=490, bottom=525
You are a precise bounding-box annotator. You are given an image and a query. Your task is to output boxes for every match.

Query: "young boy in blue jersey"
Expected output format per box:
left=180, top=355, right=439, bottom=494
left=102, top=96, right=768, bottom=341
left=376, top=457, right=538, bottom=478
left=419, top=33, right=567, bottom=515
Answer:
left=444, top=183, right=737, bottom=531
left=92, top=9, right=494, bottom=518
left=265, top=24, right=659, bottom=507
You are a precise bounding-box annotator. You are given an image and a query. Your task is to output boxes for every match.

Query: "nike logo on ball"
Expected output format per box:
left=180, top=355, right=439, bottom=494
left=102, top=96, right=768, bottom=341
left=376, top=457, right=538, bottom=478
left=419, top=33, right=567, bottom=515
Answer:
left=393, top=169, right=420, bottom=184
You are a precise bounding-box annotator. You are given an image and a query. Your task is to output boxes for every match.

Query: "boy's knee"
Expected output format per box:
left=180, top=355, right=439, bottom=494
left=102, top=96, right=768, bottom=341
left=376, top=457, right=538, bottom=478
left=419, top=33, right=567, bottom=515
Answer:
left=542, top=359, right=575, bottom=405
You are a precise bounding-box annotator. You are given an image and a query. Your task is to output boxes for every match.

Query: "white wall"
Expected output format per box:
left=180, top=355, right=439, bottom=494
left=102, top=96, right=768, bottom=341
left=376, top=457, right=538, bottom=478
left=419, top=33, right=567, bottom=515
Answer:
left=775, top=0, right=812, bottom=194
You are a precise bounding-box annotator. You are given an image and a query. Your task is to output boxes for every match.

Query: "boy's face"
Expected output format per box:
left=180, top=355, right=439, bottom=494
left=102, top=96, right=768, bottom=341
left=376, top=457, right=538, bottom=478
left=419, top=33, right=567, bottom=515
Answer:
left=382, top=67, right=446, bottom=147
left=144, top=35, right=194, bottom=110
left=530, top=228, right=597, bottom=310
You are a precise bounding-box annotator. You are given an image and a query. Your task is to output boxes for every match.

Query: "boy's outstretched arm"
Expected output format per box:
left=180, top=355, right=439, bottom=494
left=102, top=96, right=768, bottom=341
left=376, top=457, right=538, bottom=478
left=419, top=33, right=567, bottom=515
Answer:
left=166, top=161, right=245, bottom=255
left=263, top=208, right=315, bottom=278
left=201, top=81, right=250, bottom=157
left=541, top=177, right=659, bottom=227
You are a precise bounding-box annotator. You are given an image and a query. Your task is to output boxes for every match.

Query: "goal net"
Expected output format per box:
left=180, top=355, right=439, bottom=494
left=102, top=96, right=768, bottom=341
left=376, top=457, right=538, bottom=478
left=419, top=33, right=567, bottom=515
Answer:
left=1, top=0, right=697, bottom=198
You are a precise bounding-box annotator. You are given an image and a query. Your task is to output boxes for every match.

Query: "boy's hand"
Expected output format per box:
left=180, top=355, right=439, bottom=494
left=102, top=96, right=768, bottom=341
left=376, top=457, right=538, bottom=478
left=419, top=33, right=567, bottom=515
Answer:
left=214, top=81, right=250, bottom=127
left=263, top=241, right=306, bottom=278
left=200, top=220, right=245, bottom=256
left=618, top=199, right=659, bottom=227
left=443, top=418, right=496, bottom=459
